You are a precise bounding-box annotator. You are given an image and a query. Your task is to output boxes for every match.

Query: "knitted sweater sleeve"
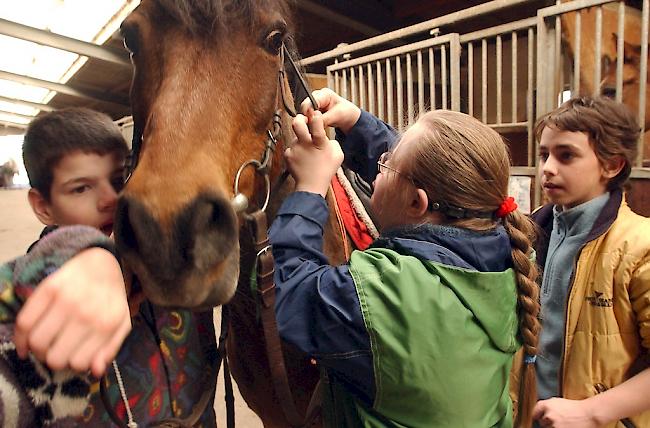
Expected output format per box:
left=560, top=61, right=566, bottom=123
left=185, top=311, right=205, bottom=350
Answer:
left=0, top=226, right=116, bottom=427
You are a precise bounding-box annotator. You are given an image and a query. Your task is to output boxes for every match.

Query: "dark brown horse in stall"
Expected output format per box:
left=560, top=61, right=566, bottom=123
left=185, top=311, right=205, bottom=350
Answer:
left=114, top=0, right=351, bottom=426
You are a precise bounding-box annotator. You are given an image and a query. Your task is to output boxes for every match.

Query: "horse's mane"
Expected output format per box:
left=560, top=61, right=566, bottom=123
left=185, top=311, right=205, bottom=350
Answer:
left=155, top=0, right=295, bottom=34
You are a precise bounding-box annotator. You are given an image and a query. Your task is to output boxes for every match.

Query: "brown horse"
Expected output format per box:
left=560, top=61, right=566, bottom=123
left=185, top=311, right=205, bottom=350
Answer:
left=561, top=2, right=650, bottom=161
left=114, top=0, right=350, bottom=426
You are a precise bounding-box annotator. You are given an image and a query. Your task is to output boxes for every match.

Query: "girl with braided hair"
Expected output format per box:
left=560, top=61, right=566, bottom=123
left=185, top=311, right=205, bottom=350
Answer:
left=269, top=88, right=540, bottom=427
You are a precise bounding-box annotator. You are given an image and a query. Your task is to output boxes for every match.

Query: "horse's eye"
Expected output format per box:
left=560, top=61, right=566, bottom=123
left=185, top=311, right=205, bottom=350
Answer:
left=264, top=29, right=285, bottom=55
left=121, top=24, right=140, bottom=57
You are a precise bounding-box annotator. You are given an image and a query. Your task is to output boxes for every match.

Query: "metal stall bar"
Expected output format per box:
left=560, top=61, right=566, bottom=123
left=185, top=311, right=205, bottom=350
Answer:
left=482, top=38, right=488, bottom=122
left=441, top=45, right=448, bottom=109
left=351, top=67, right=358, bottom=105
left=387, top=59, right=394, bottom=126
left=574, top=12, right=582, bottom=94
left=334, top=59, right=340, bottom=95
left=528, top=28, right=535, bottom=167
left=555, top=14, right=563, bottom=102
left=594, top=6, right=603, bottom=97
left=377, top=61, right=385, bottom=121
left=449, top=34, right=461, bottom=111
left=407, top=53, right=414, bottom=125
left=417, top=50, right=425, bottom=115
left=397, top=55, right=403, bottom=130
left=429, top=48, right=436, bottom=110
left=535, top=14, right=546, bottom=206
left=639, top=0, right=649, bottom=165
left=368, top=63, right=376, bottom=116
left=468, top=42, right=474, bottom=117
left=616, top=1, right=625, bottom=102
left=512, top=31, right=518, bottom=123
left=496, top=35, right=503, bottom=124
left=546, top=24, right=556, bottom=114
left=359, top=66, right=366, bottom=110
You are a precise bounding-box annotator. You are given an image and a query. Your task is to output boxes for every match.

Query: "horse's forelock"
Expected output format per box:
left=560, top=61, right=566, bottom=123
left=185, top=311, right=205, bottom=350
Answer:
left=155, top=0, right=294, bottom=35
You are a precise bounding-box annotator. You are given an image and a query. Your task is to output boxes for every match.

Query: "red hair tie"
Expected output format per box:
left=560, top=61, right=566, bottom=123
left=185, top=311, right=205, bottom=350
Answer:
left=495, top=197, right=518, bottom=218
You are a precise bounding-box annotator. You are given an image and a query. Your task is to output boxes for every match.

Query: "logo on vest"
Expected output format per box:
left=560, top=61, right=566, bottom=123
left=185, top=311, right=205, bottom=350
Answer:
left=585, top=291, right=613, bottom=308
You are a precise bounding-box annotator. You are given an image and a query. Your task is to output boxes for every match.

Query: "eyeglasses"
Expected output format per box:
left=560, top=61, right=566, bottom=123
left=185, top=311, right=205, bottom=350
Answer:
left=377, top=151, right=413, bottom=181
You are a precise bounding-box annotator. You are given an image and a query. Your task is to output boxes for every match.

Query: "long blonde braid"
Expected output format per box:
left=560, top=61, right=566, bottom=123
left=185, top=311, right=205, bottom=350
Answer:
left=407, top=110, right=540, bottom=427
left=504, top=210, right=540, bottom=428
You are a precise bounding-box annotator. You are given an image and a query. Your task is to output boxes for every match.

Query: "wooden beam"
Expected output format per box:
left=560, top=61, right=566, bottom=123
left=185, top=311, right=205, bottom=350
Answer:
left=0, top=18, right=131, bottom=67
left=0, top=70, right=130, bottom=106
left=0, top=95, right=55, bottom=112
left=0, top=120, right=27, bottom=130
left=0, top=110, right=35, bottom=123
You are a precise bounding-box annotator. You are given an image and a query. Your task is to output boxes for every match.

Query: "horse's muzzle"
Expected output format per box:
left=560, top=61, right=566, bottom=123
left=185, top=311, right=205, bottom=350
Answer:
left=114, top=192, right=240, bottom=308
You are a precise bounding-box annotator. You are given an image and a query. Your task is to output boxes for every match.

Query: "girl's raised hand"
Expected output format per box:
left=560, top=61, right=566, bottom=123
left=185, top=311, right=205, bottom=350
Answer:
left=300, top=88, right=361, bottom=134
left=286, top=110, right=344, bottom=197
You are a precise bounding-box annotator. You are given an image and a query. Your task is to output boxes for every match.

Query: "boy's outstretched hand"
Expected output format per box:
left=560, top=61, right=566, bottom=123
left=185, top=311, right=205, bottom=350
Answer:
left=286, top=110, right=344, bottom=197
left=14, top=247, right=131, bottom=377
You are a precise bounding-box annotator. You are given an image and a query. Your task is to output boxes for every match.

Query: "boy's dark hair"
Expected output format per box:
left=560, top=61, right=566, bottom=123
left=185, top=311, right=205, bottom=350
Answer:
left=534, top=96, right=641, bottom=191
left=23, top=108, right=128, bottom=200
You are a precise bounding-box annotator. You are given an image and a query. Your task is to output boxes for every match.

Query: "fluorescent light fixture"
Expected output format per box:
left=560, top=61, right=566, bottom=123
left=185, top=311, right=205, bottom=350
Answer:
left=0, top=0, right=139, bottom=118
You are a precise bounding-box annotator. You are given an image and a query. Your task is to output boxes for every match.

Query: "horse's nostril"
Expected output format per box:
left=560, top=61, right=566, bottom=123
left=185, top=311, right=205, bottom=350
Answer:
left=602, top=87, right=617, bottom=99
left=176, top=194, right=238, bottom=269
left=181, top=195, right=236, bottom=235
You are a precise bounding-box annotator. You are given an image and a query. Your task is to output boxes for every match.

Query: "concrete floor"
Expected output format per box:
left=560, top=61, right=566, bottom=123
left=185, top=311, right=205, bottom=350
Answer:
left=0, top=188, right=263, bottom=427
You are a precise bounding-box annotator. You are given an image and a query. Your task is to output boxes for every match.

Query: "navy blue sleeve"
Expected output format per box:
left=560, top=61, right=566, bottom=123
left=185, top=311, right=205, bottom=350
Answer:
left=335, top=110, right=398, bottom=184
left=269, top=191, right=374, bottom=402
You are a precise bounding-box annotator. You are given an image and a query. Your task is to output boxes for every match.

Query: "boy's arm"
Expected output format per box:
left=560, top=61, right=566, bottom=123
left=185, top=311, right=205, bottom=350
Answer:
left=533, top=252, right=650, bottom=427
left=533, top=369, right=650, bottom=427
left=8, top=226, right=130, bottom=377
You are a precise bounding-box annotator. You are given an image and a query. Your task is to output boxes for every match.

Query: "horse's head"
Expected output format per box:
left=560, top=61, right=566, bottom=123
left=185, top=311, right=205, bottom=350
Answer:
left=601, top=35, right=650, bottom=130
left=114, top=0, right=296, bottom=308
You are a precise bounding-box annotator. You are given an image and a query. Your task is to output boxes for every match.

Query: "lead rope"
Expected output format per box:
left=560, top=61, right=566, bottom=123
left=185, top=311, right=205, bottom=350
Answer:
left=112, top=360, right=138, bottom=428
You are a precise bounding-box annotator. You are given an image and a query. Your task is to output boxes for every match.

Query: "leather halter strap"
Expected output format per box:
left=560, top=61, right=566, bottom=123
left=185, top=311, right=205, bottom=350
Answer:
left=228, top=42, right=323, bottom=427
left=246, top=210, right=322, bottom=428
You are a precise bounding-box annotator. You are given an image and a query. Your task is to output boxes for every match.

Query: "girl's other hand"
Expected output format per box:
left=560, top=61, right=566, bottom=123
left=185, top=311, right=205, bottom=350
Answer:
left=287, top=110, right=344, bottom=197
